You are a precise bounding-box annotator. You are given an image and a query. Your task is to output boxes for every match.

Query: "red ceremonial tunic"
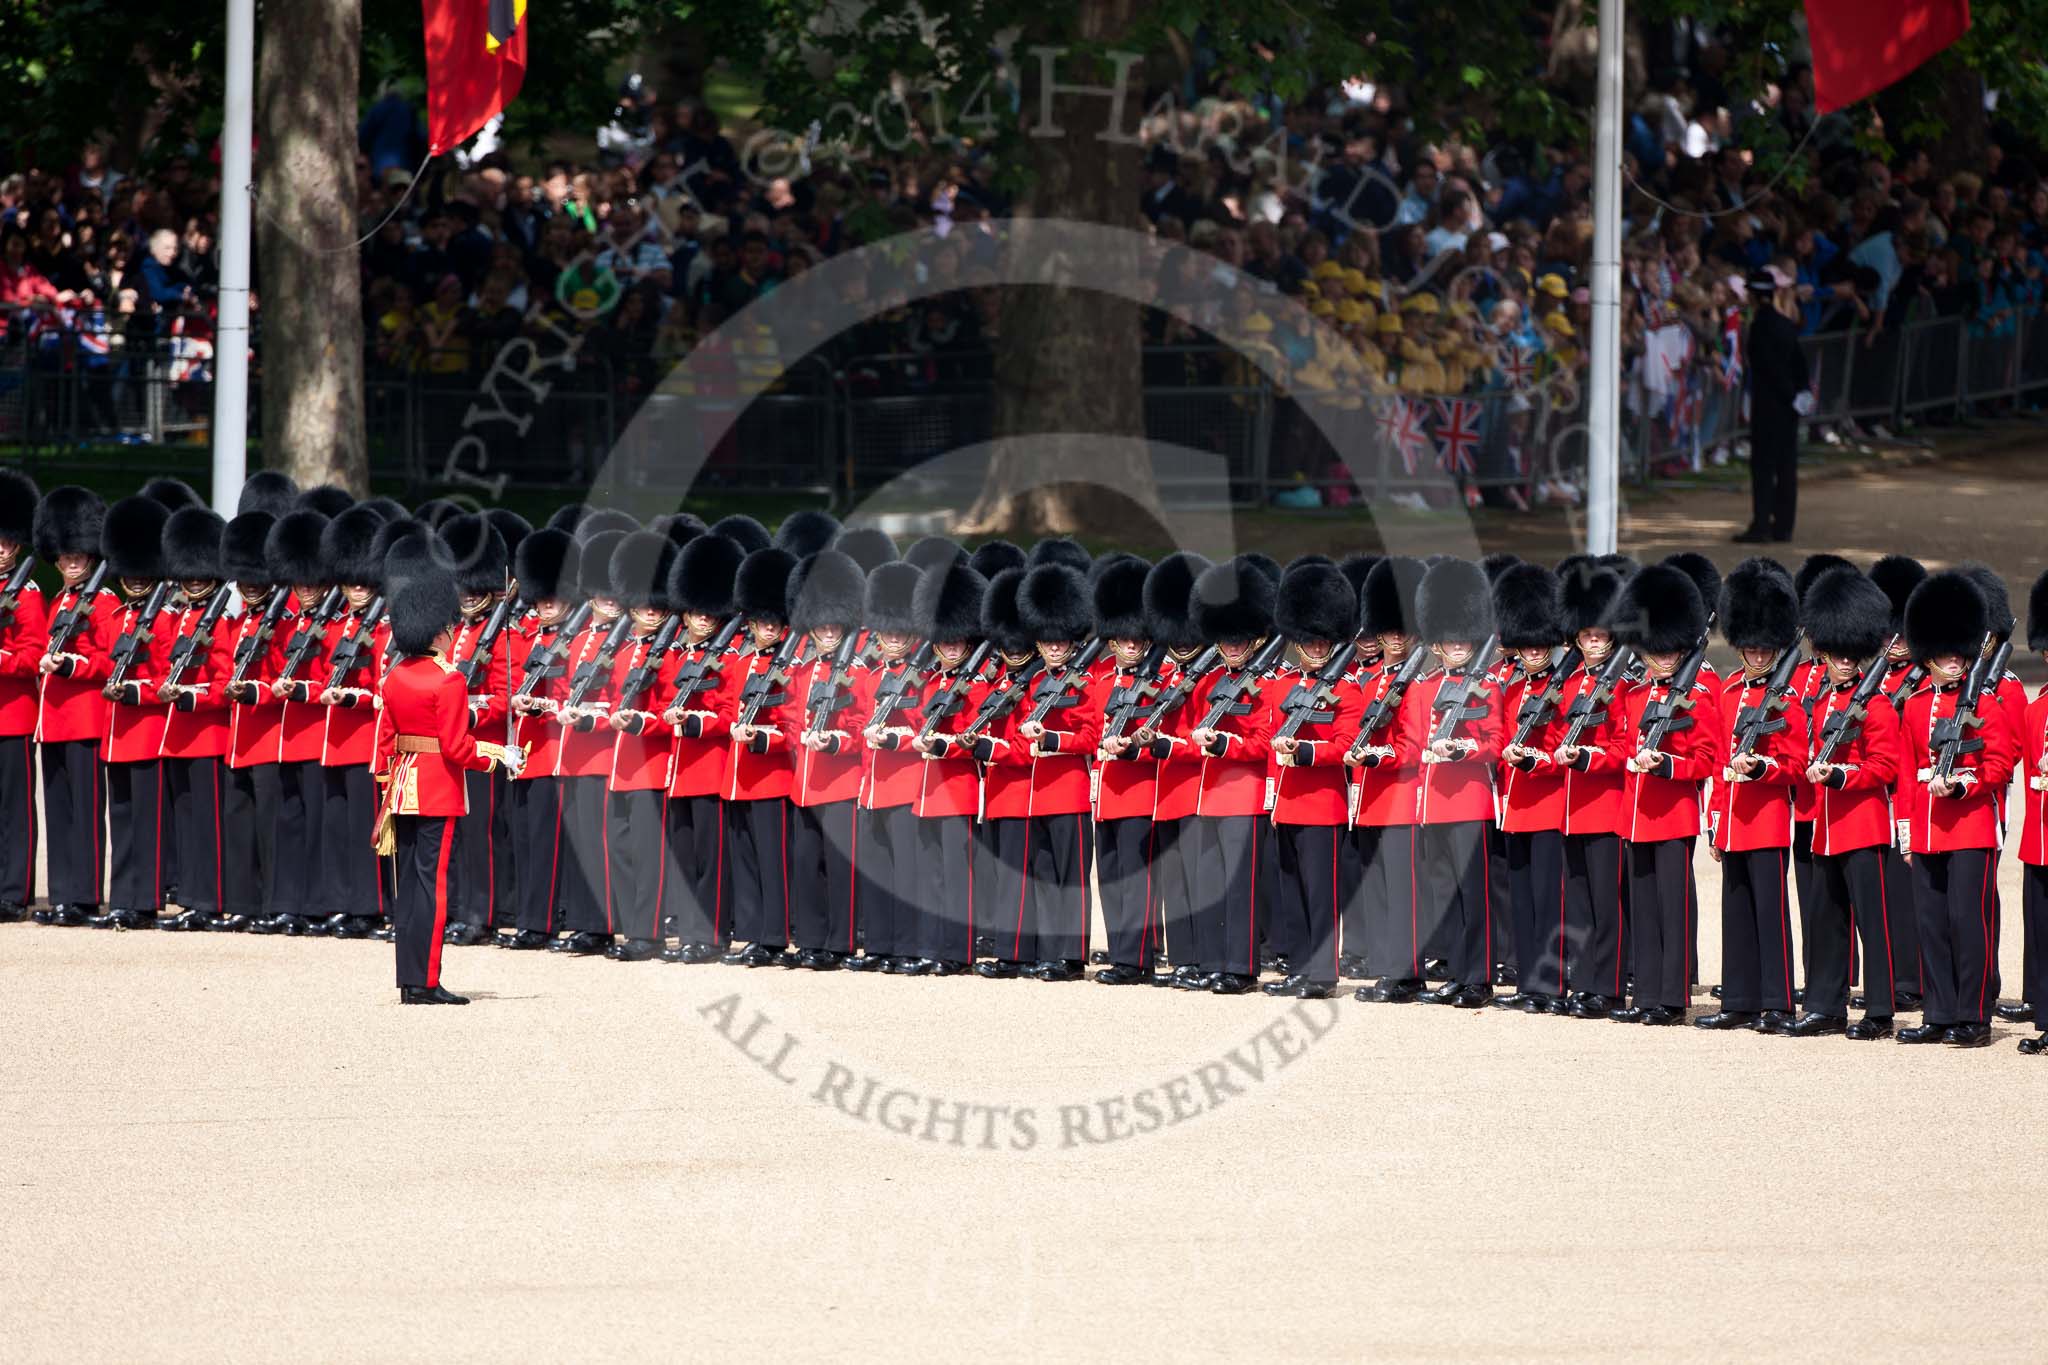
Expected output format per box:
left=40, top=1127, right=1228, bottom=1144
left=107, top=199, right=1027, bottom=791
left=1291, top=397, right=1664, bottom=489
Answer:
left=34, top=586, right=115, bottom=744
left=1708, top=673, right=1809, bottom=854
left=789, top=641, right=863, bottom=807
left=1555, top=665, right=1634, bottom=837
left=158, top=596, right=237, bottom=760
left=319, top=607, right=390, bottom=768
left=1497, top=662, right=1569, bottom=834
left=2017, top=688, right=2048, bottom=867
left=225, top=602, right=290, bottom=768
left=101, top=593, right=174, bottom=764
left=1616, top=675, right=1721, bottom=844
left=1269, top=661, right=1364, bottom=826
left=1807, top=677, right=1903, bottom=856
left=1184, top=663, right=1274, bottom=820
left=1897, top=681, right=2021, bottom=855
left=1404, top=667, right=1503, bottom=827
left=0, top=581, right=49, bottom=737
left=374, top=656, right=494, bottom=817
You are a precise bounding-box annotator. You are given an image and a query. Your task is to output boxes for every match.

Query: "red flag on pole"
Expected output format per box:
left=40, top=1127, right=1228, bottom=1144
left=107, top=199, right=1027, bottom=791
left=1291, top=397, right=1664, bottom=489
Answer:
left=1805, top=0, right=1971, bottom=114
left=423, top=0, right=529, bottom=155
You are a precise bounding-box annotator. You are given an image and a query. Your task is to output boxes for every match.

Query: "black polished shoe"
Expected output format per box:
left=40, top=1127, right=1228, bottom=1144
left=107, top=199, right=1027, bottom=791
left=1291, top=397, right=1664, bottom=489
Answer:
left=1639, top=1005, right=1687, bottom=1026
left=1783, top=1012, right=1848, bottom=1038
left=1568, top=994, right=1619, bottom=1020
left=839, top=951, right=887, bottom=972
left=400, top=985, right=470, bottom=1005
left=881, top=955, right=925, bottom=975
left=1209, top=972, right=1257, bottom=995
left=606, top=937, right=661, bottom=962
left=1846, top=1016, right=1894, bottom=1041
left=1694, top=1010, right=1760, bottom=1031
left=2017, top=1033, right=2048, bottom=1056
left=1338, top=953, right=1370, bottom=981
left=160, top=909, right=204, bottom=932
left=31, top=906, right=59, bottom=925
left=1260, top=972, right=1308, bottom=997
left=1943, top=1023, right=1993, bottom=1048
left=246, top=914, right=283, bottom=935
left=370, top=924, right=395, bottom=942
left=1417, top=981, right=1464, bottom=1006
left=1422, top=958, right=1449, bottom=981
left=1896, top=991, right=1924, bottom=1012
left=275, top=914, right=315, bottom=937
left=1258, top=952, right=1287, bottom=975
left=1896, top=1022, right=1949, bottom=1045
left=327, top=915, right=369, bottom=940
left=801, top=950, right=846, bottom=971
left=565, top=931, right=612, bottom=956
left=1709, top=984, right=1724, bottom=1000
left=972, top=958, right=1020, bottom=979
left=674, top=942, right=721, bottom=965
left=1608, top=1004, right=1649, bottom=1024
left=1994, top=1001, right=2036, bottom=1024
left=213, top=913, right=250, bottom=932
left=1031, top=959, right=1085, bottom=983
left=443, top=921, right=492, bottom=947
left=1099, top=964, right=1155, bottom=986
left=973, top=935, right=997, bottom=960
left=1754, top=1010, right=1796, bottom=1035
left=1449, top=984, right=1494, bottom=1009
left=504, top=929, right=550, bottom=951
left=924, top=958, right=970, bottom=977
left=0, top=902, right=26, bottom=923
left=1363, top=977, right=1423, bottom=1004
left=1492, top=964, right=1518, bottom=987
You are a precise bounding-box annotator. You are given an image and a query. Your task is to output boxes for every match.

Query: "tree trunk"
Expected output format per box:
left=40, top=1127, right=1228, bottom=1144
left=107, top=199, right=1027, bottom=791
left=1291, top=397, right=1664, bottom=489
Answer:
left=960, top=0, right=1151, bottom=539
left=256, top=0, right=368, bottom=493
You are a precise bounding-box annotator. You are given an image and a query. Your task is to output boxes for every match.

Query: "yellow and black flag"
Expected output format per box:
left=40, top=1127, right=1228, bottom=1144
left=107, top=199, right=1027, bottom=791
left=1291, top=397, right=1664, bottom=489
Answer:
left=423, top=0, right=529, bottom=155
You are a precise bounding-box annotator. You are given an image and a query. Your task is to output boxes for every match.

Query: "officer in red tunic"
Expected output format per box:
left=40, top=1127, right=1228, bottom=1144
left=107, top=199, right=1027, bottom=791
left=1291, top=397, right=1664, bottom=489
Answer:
left=0, top=469, right=47, bottom=919
left=598, top=530, right=683, bottom=962
left=549, top=525, right=635, bottom=955
left=254, top=508, right=341, bottom=935
left=1351, top=556, right=1431, bottom=1003
left=2016, top=570, right=2048, bottom=1054
left=314, top=506, right=396, bottom=936
left=218, top=512, right=290, bottom=931
left=32, top=487, right=112, bottom=925
left=1785, top=567, right=1905, bottom=1038
left=156, top=507, right=239, bottom=931
left=908, top=559, right=991, bottom=974
left=1896, top=570, right=2022, bottom=1047
left=1132, top=553, right=1213, bottom=985
left=1492, top=563, right=1572, bottom=1014
left=786, top=549, right=869, bottom=968
left=1550, top=562, right=1634, bottom=1017
left=1697, top=559, right=1808, bottom=1032
left=501, top=529, right=580, bottom=948
left=1606, top=565, right=1718, bottom=1025
left=1264, top=560, right=1363, bottom=1000
left=1868, top=552, right=1928, bottom=1007
left=847, top=560, right=929, bottom=972
left=1089, top=555, right=1168, bottom=986
left=660, top=533, right=747, bottom=960
left=374, top=571, right=501, bottom=1004
left=96, top=495, right=177, bottom=930
left=436, top=514, right=513, bottom=947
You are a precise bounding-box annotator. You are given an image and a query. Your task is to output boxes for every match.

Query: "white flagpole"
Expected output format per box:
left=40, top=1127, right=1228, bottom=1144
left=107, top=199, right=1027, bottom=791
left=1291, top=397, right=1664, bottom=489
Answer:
left=210, top=0, right=255, bottom=515
left=1586, top=0, right=1624, bottom=555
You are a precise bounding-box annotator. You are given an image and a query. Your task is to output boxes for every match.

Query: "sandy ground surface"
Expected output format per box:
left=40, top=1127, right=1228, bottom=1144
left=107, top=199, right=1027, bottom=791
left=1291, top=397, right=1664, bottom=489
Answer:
left=8, top=431, right=2048, bottom=1362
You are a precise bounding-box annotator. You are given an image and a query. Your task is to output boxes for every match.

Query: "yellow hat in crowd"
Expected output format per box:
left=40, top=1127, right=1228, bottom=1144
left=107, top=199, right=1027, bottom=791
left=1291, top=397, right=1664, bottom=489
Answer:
left=1400, top=291, right=1439, bottom=316
left=1336, top=299, right=1367, bottom=325
left=1537, top=273, right=1570, bottom=299
left=1309, top=298, right=1336, bottom=318
left=1544, top=311, right=1576, bottom=337
left=1377, top=313, right=1403, bottom=334
left=1448, top=299, right=1476, bottom=318
left=1242, top=312, right=1274, bottom=333
left=1341, top=267, right=1369, bottom=295
left=1312, top=259, right=1345, bottom=280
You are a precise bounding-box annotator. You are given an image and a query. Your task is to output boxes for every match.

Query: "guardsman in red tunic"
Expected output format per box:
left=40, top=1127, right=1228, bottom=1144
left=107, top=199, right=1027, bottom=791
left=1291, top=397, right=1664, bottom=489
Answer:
left=786, top=549, right=869, bottom=968
left=156, top=508, right=238, bottom=932
left=2015, top=569, right=2048, bottom=1055
left=1697, top=560, right=1808, bottom=1032
left=1350, top=556, right=1433, bottom=1002
left=219, top=512, right=291, bottom=931
left=0, top=469, right=48, bottom=919
left=1264, top=560, right=1364, bottom=1000
left=1895, top=570, right=2023, bottom=1047
left=1782, top=568, right=1906, bottom=1038
left=314, top=507, right=395, bottom=935
left=966, top=566, right=1043, bottom=979
left=1130, top=553, right=1212, bottom=986
left=1492, top=563, right=1573, bottom=1014
left=95, top=495, right=177, bottom=930
left=1606, top=566, right=1719, bottom=1024
left=373, top=572, right=501, bottom=1004
left=1869, top=552, right=1928, bottom=1006
left=500, top=529, right=580, bottom=948
left=907, top=559, right=992, bottom=974
left=1089, top=556, right=1168, bottom=986
left=437, top=514, right=513, bottom=947
left=32, top=487, right=113, bottom=925
left=255, top=508, right=340, bottom=936
left=1550, top=563, right=1634, bottom=1018
left=547, top=526, right=635, bottom=955
left=1788, top=555, right=1854, bottom=991
left=660, top=533, right=746, bottom=961
left=1333, top=553, right=1384, bottom=974
left=847, top=561, right=929, bottom=972
left=711, top=547, right=803, bottom=966
left=597, top=530, right=682, bottom=962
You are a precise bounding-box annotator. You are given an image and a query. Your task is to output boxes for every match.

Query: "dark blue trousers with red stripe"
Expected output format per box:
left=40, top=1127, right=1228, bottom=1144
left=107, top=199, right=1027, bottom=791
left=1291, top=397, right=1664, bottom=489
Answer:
left=40, top=739, right=101, bottom=908
left=1096, top=815, right=1157, bottom=972
left=508, top=776, right=564, bottom=934
left=1810, top=845, right=1898, bottom=1018
left=392, top=814, right=453, bottom=988
left=165, top=755, right=224, bottom=915
left=663, top=793, right=728, bottom=948
left=1418, top=819, right=1493, bottom=989
left=1911, top=848, right=1999, bottom=1028
left=791, top=798, right=857, bottom=955
left=727, top=796, right=793, bottom=950
left=1626, top=836, right=1694, bottom=1010
left=1719, top=846, right=1797, bottom=1013
left=106, top=758, right=164, bottom=912
left=1193, top=814, right=1261, bottom=977
left=1275, top=822, right=1346, bottom=986
left=1564, top=831, right=1625, bottom=998
left=605, top=787, right=667, bottom=942
left=1504, top=829, right=1567, bottom=999
left=915, top=812, right=976, bottom=965
left=0, top=733, right=37, bottom=909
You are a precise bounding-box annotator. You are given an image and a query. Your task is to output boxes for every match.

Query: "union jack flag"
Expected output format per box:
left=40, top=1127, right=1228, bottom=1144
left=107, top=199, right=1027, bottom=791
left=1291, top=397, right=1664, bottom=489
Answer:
left=1431, top=397, right=1482, bottom=477
left=1500, top=344, right=1537, bottom=391
left=1390, top=399, right=1431, bottom=475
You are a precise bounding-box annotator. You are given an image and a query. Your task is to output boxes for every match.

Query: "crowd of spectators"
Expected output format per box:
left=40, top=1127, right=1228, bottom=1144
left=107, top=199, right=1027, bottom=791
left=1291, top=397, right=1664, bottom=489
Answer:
left=7, top=27, right=2048, bottom=491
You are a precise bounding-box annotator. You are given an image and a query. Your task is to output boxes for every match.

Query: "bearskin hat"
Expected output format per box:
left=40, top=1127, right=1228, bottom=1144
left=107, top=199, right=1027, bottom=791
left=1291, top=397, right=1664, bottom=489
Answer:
left=1361, top=555, right=1426, bottom=638
left=1480, top=552, right=1522, bottom=583
left=708, top=514, right=771, bottom=555
left=1595, top=553, right=1639, bottom=578
left=369, top=515, right=428, bottom=565
left=2028, top=569, right=2048, bottom=654
left=33, top=485, right=104, bottom=561
left=221, top=512, right=275, bottom=586
left=1794, top=553, right=1856, bottom=610
left=234, top=470, right=297, bottom=520
left=833, top=526, right=898, bottom=574
left=653, top=513, right=706, bottom=553
left=379, top=526, right=440, bottom=598
left=578, top=529, right=632, bottom=602
left=1905, top=571, right=1990, bottom=664
left=413, top=497, right=463, bottom=530
left=295, top=484, right=355, bottom=519
left=574, top=507, right=640, bottom=543
left=141, top=476, right=201, bottom=511
left=1241, top=552, right=1283, bottom=587
left=904, top=535, right=968, bottom=575
left=1276, top=561, right=1357, bottom=644
left=774, top=509, right=842, bottom=560
left=1559, top=562, right=1622, bottom=638
left=484, top=508, right=532, bottom=562
left=981, top=567, right=1030, bottom=654
left=1959, top=564, right=2015, bottom=640
left=1416, top=558, right=1494, bottom=643
left=546, top=504, right=589, bottom=535
left=436, top=513, right=509, bottom=596
left=915, top=562, right=988, bottom=643
left=1609, top=564, right=1706, bottom=655
left=102, top=495, right=172, bottom=581
left=514, top=528, right=577, bottom=603
left=0, top=468, right=40, bottom=548
left=1142, top=552, right=1212, bottom=653
left=1492, top=562, right=1565, bottom=650
left=1867, top=555, right=1926, bottom=633
left=735, top=547, right=798, bottom=625
left=1336, top=553, right=1381, bottom=601
left=1802, top=566, right=1894, bottom=660
left=670, top=533, right=744, bottom=616
left=788, top=550, right=868, bottom=632
left=1555, top=552, right=1595, bottom=581
left=1091, top=554, right=1152, bottom=641
left=1018, top=564, right=1092, bottom=642
left=864, top=560, right=923, bottom=637
left=969, top=539, right=1027, bottom=581
left=1192, top=557, right=1277, bottom=645
left=389, top=570, right=462, bottom=657
left=362, top=497, right=409, bottom=524
left=1717, top=557, right=1801, bottom=652
left=162, top=506, right=225, bottom=582
left=1026, top=538, right=1092, bottom=573
left=1660, top=552, right=1722, bottom=623
left=609, top=530, right=678, bottom=612
left=264, top=511, right=330, bottom=588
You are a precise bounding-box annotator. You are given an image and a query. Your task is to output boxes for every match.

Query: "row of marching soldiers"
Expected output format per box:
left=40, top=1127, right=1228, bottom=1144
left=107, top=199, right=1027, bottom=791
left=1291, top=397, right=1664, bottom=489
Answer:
left=1, top=468, right=2045, bottom=1040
